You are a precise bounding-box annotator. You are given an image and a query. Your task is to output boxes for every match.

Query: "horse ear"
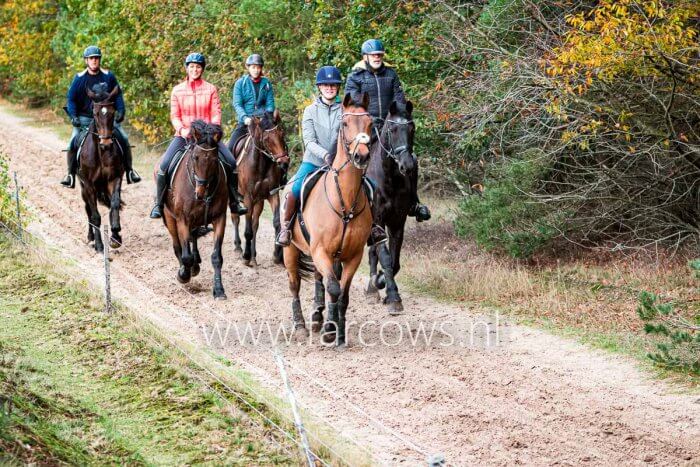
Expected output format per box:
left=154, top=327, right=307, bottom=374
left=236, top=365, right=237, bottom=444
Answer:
left=361, top=92, right=370, bottom=110
left=389, top=100, right=398, bottom=116
left=406, top=100, right=413, bottom=116
left=107, top=85, right=120, bottom=101
left=212, top=127, right=222, bottom=144
left=343, top=92, right=353, bottom=107
left=273, top=109, right=280, bottom=123
left=192, top=123, right=202, bottom=141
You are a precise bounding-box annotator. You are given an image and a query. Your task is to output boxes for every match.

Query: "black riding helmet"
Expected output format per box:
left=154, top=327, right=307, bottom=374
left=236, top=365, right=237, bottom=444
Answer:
left=245, top=54, right=264, bottom=66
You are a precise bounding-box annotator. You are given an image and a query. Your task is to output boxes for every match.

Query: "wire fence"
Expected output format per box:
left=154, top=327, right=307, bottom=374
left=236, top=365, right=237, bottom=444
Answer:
left=1, top=168, right=447, bottom=466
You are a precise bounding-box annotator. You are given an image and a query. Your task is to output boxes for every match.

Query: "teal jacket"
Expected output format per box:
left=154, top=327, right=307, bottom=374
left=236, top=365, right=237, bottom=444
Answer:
left=232, top=75, right=275, bottom=125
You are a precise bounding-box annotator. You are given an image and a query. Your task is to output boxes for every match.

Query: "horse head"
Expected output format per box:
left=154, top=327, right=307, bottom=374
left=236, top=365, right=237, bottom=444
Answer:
left=249, top=109, right=289, bottom=169
left=341, top=92, right=373, bottom=169
left=382, top=100, right=415, bottom=176
left=190, top=120, right=222, bottom=201
left=87, top=84, right=120, bottom=150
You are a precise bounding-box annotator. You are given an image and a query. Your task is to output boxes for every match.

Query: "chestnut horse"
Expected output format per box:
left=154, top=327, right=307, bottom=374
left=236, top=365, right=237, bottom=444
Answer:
left=283, top=93, right=373, bottom=347
left=231, top=110, right=289, bottom=267
left=79, top=85, right=125, bottom=253
left=159, top=120, right=229, bottom=299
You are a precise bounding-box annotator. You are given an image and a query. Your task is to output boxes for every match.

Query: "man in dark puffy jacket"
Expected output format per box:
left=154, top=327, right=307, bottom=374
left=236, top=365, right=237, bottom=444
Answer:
left=61, top=46, right=141, bottom=188
left=345, top=39, right=430, bottom=222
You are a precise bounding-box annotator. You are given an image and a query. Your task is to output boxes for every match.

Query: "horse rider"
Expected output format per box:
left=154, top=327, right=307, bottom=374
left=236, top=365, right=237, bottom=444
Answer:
left=275, top=66, right=387, bottom=247
left=149, top=52, right=247, bottom=219
left=227, top=53, right=276, bottom=151
left=61, top=45, right=141, bottom=188
left=345, top=39, right=431, bottom=222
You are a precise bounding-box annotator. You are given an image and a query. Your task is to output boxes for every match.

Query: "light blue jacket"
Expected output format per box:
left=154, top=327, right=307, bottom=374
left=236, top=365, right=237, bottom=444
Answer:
left=302, top=96, right=342, bottom=166
left=232, top=75, right=275, bottom=125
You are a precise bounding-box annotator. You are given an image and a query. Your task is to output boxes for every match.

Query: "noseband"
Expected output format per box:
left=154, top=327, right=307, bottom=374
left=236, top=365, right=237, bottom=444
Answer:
left=376, top=118, right=413, bottom=171
left=252, top=124, right=289, bottom=164
left=340, top=111, right=371, bottom=169
left=92, top=102, right=116, bottom=142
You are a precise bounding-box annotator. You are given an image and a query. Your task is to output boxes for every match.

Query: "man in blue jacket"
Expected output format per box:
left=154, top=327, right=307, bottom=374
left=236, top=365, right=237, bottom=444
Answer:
left=345, top=39, right=430, bottom=222
left=61, top=46, right=140, bottom=188
left=227, top=54, right=276, bottom=151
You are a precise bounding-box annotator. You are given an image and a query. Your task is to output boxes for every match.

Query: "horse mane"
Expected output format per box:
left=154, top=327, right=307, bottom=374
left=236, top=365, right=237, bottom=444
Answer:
left=89, top=83, right=111, bottom=103
left=259, top=112, right=277, bottom=130
left=191, top=119, right=222, bottom=147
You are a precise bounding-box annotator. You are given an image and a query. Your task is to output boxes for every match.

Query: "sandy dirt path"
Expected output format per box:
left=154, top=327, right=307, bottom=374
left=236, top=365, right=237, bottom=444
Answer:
left=2, top=107, right=698, bottom=466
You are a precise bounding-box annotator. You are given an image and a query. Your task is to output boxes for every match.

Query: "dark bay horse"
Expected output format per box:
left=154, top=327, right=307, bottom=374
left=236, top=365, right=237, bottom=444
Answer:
left=284, top=93, right=373, bottom=347
left=79, top=85, right=125, bottom=253
left=365, top=100, right=416, bottom=314
left=159, top=120, right=229, bottom=299
left=231, top=110, right=289, bottom=267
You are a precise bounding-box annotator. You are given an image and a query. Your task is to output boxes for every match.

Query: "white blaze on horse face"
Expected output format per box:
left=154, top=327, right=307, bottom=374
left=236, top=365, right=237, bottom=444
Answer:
left=355, top=133, right=370, bottom=145
left=101, top=107, right=107, bottom=115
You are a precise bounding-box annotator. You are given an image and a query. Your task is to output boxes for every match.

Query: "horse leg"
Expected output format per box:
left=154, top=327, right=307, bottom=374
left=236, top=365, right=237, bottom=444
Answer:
left=231, top=212, right=242, bottom=254
left=176, top=222, right=193, bottom=283
left=378, top=236, right=403, bottom=315
left=391, top=222, right=405, bottom=276
left=249, top=201, right=264, bottom=267
left=365, top=244, right=382, bottom=301
left=108, top=178, right=122, bottom=248
left=164, top=213, right=184, bottom=269
left=82, top=186, right=103, bottom=253
left=336, top=254, right=362, bottom=348
left=283, top=245, right=308, bottom=340
left=242, top=210, right=253, bottom=265
left=191, top=236, right=201, bottom=277
left=311, top=270, right=325, bottom=333
left=313, top=253, right=341, bottom=345
left=211, top=215, right=226, bottom=299
left=84, top=202, right=94, bottom=243
left=270, top=194, right=283, bottom=265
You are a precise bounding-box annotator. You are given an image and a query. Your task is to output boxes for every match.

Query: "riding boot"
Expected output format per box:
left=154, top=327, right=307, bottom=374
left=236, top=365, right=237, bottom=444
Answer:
left=122, top=143, right=141, bottom=184
left=228, top=170, right=248, bottom=215
left=275, top=192, right=298, bottom=247
left=367, top=223, right=388, bottom=247
left=149, top=171, right=167, bottom=219
left=60, top=148, right=77, bottom=189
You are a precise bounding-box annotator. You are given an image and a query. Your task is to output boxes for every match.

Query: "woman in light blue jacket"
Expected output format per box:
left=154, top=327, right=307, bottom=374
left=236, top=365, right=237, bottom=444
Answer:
left=276, top=66, right=386, bottom=247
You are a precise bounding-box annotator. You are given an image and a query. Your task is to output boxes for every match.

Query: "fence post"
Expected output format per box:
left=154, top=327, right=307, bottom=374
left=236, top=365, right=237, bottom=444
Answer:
left=274, top=350, right=315, bottom=467
left=102, top=224, right=112, bottom=313
left=13, top=171, right=22, bottom=243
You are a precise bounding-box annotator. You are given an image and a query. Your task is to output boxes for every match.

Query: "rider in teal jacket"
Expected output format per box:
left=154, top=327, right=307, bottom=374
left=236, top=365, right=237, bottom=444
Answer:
left=227, top=54, right=275, bottom=150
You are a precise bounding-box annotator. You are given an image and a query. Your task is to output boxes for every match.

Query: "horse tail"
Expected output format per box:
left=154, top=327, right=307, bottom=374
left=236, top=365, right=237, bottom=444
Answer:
left=287, top=250, right=315, bottom=281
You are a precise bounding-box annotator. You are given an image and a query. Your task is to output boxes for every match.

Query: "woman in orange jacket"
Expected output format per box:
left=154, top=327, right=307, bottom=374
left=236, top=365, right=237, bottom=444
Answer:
left=150, top=53, right=247, bottom=218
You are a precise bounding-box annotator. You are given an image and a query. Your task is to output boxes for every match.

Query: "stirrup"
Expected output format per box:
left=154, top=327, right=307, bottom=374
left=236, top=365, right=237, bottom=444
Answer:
left=275, top=229, right=292, bottom=247
left=367, top=225, right=388, bottom=247
left=60, top=174, right=75, bottom=189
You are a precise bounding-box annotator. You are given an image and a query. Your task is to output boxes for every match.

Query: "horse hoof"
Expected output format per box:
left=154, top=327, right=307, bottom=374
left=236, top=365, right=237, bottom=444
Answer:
left=311, top=321, right=323, bottom=333
left=322, top=332, right=337, bottom=344
left=250, top=259, right=258, bottom=268
left=110, top=239, right=121, bottom=249
left=177, top=269, right=191, bottom=284
left=191, top=264, right=201, bottom=277
left=293, top=326, right=309, bottom=341
left=95, top=244, right=104, bottom=254
left=386, top=300, right=404, bottom=315
left=335, top=342, right=348, bottom=351
left=273, top=256, right=283, bottom=265
left=373, top=272, right=386, bottom=290
left=214, top=292, right=227, bottom=300
left=365, top=286, right=381, bottom=303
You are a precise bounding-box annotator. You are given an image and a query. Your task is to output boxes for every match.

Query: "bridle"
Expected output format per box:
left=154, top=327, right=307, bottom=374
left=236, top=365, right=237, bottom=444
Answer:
left=250, top=123, right=289, bottom=165
left=186, top=142, right=221, bottom=225
left=324, top=110, right=372, bottom=258
left=375, top=117, right=414, bottom=174
left=92, top=102, right=116, bottom=143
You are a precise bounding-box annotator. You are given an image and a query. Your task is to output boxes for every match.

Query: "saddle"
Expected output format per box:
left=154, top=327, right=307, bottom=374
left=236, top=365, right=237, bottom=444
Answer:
left=167, top=144, right=227, bottom=187
left=295, top=167, right=374, bottom=244
left=233, top=135, right=251, bottom=165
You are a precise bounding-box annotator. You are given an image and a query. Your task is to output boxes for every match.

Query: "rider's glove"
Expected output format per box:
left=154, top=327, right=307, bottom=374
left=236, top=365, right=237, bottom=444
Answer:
left=244, top=117, right=252, bottom=126
left=115, top=110, right=124, bottom=123
left=71, top=117, right=81, bottom=127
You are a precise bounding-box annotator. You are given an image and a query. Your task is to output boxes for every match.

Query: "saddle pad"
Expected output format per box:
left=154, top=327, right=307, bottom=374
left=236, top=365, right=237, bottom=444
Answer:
left=74, top=128, right=89, bottom=163
left=167, top=146, right=189, bottom=186
left=299, top=167, right=375, bottom=213
left=235, top=135, right=252, bottom=166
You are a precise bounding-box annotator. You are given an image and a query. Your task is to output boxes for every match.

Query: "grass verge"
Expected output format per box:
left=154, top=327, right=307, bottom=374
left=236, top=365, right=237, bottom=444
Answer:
left=0, top=233, right=296, bottom=465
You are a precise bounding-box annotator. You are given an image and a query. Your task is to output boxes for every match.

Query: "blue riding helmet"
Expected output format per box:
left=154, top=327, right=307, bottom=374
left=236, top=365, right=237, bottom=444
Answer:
left=83, top=46, right=102, bottom=58
left=361, top=39, right=385, bottom=55
left=315, top=66, right=342, bottom=85
left=184, top=52, right=206, bottom=69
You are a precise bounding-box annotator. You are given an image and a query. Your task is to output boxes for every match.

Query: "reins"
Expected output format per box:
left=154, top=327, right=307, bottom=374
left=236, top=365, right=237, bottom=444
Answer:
left=185, top=143, right=221, bottom=226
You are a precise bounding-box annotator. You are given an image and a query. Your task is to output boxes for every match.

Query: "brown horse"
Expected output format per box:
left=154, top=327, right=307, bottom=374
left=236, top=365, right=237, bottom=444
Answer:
left=159, top=120, right=229, bottom=299
left=231, top=110, right=289, bottom=267
left=283, top=93, right=373, bottom=347
left=79, top=85, right=125, bottom=253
